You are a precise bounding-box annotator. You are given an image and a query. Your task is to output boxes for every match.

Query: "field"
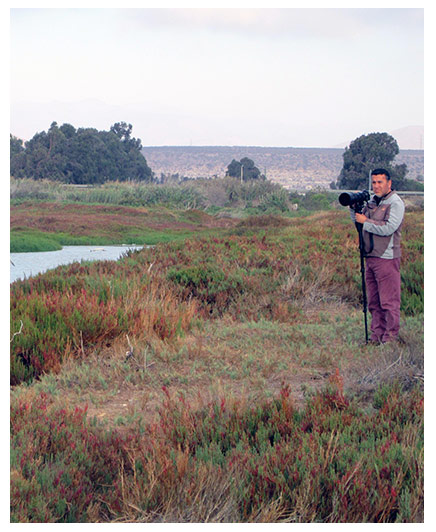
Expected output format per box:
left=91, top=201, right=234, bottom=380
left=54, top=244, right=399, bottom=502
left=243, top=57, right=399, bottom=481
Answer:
left=10, top=201, right=238, bottom=252
left=10, top=177, right=341, bottom=252
left=10, top=181, right=424, bottom=523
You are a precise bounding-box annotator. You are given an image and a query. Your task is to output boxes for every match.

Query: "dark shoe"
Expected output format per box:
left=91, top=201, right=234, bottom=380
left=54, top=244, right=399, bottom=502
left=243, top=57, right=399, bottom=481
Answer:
left=381, top=335, right=400, bottom=344
left=366, top=339, right=381, bottom=346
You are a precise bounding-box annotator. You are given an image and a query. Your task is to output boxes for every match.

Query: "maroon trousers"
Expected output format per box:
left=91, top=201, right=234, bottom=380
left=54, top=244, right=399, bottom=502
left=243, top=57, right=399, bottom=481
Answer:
left=365, top=257, right=401, bottom=343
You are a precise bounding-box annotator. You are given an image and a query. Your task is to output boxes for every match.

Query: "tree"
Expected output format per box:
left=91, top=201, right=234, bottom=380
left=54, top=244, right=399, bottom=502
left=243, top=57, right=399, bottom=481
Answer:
left=226, top=159, right=242, bottom=179
left=336, top=132, right=408, bottom=190
left=10, top=122, right=154, bottom=184
left=10, top=134, right=24, bottom=158
left=59, top=123, right=76, bottom=139
left=226, top=157, right=265, bottom=181
left=109, top=121, right=142, bottom=150
left=110, top=121, right=133, bottom=142
left=10, top=135, right=26, bottom=177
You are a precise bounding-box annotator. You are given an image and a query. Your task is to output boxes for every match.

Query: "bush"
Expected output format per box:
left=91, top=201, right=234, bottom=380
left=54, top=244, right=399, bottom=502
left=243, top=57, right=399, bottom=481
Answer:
left=11, top=379, right=423, bottom=522
left=289, top=191, right=337, bottom=212
left=167, top=264, right=246, bottom=314
left=10, top=262, right=197, bottom=384
left=258, top=189, right=290, bottom=213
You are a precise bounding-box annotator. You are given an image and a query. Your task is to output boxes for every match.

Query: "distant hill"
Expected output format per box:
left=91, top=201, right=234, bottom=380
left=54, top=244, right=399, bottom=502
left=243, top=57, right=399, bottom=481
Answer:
left=389, top=126, right=424, bottom=150
left=142, top=146, right=424, bottom=190
left=334, top=126, right=424, bottom=151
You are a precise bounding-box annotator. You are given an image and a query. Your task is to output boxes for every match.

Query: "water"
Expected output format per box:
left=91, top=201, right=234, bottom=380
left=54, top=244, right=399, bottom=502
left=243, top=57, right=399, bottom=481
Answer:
left=10, top=245, right=143, bottom=283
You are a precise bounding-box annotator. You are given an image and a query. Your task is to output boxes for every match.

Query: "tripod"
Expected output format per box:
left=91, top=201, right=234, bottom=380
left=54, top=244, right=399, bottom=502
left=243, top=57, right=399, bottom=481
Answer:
left=355, top=221, right=369, bottom=344
left=339, top=190, right=372, bottom=344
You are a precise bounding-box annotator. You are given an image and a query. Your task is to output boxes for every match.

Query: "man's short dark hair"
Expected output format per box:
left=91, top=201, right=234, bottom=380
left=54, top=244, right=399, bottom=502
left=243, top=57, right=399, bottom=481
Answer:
left=371, top=168, right=391, bottom=179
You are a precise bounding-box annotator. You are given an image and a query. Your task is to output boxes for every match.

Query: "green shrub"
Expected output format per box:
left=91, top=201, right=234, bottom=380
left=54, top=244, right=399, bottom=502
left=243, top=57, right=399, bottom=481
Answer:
left=258, top=189, right=290, bottom=213
left=401, top=261, right=424, bottom=315
left=167, top=264, right=246, bottom=313
left=11, top=379, right=423, bottom=522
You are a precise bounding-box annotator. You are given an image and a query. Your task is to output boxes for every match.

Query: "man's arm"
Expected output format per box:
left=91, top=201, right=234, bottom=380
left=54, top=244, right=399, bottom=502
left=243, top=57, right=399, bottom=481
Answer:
left=362, top=200, right=405, bottom=236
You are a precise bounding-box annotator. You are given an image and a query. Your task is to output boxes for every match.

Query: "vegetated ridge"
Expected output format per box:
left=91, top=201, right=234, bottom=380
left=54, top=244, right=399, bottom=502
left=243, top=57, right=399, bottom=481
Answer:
left=142, top=146, right=424, bottom=189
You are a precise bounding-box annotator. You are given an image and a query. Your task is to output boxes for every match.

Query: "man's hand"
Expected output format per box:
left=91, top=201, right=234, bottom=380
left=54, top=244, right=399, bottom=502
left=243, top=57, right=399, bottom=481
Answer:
left=355, top=213, right=368, bottom=224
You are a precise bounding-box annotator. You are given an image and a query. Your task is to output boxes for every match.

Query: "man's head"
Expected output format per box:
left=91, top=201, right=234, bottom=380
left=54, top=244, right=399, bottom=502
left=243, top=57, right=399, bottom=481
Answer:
left=371, top=168, right=392, bottom=197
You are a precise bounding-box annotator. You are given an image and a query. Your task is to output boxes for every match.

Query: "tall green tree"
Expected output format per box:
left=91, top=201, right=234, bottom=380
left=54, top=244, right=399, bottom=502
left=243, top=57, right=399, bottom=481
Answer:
left=10, top=134, right=24, bottom=157
left=10, top=135, right=26, bottom=177
left=336, top=132, right=409, bottom=190
left=10, top=122, right=154, bottom=184
left=226, top=157, right=264, bottom=181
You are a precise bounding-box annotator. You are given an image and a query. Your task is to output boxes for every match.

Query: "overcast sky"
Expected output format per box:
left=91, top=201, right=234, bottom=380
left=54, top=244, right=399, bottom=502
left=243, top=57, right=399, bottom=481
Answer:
left=10, top=6, right=424, bottom=147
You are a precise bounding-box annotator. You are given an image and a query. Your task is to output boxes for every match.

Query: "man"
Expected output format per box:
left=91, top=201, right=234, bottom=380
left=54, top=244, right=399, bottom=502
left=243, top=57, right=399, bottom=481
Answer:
left=352, top=168, right=405, bottom=343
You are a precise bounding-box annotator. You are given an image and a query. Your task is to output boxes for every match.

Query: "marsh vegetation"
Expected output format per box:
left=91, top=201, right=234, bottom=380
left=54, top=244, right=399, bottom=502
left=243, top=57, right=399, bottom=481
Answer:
left=10, top=179, right=423, bottom=523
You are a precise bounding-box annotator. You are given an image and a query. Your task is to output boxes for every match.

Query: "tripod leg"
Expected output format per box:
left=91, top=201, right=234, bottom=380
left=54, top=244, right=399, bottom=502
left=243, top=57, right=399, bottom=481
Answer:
left=356, top=223, right=369, bottom=344
left=361, top=256, right=369, bottom=344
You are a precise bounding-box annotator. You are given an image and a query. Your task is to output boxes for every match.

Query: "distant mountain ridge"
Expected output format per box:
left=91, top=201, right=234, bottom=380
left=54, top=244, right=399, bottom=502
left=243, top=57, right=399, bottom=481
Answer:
left=142, top=145, right=424, bottom=189
left=389, top=126, right=424, bottom=150
left=334, top=126, right=424, bottom=151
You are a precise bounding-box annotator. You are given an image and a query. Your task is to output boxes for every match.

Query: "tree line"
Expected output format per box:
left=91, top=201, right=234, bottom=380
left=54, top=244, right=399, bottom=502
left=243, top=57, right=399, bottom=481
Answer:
left=10, top=124, right=423, bottom=191
left=226, top=133, right=423, bottom=191
left=10, top=122, right=153, bottom=184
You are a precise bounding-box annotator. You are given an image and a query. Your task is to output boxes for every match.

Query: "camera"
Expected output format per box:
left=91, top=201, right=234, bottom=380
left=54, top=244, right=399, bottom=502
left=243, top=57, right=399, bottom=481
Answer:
left=338, top=190, right=370, bottom=211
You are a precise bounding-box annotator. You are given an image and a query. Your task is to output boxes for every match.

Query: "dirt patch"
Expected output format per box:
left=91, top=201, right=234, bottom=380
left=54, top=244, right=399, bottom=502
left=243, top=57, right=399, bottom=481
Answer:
left=67, top=334, right=336, bottom=431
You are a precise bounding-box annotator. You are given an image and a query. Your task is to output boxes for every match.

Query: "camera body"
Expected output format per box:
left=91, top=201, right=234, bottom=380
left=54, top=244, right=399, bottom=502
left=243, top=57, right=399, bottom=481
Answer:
left=338, top=190, right=370, bottom=213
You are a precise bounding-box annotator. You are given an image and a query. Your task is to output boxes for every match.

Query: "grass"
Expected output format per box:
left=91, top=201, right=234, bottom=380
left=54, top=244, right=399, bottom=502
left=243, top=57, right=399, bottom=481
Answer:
left=10, top=185, right=424, bottom=523
left=10, top=178, right=346, bottom=253
left=10, top=229, right=63, bottom=252
left=11, top=201, right=238, bottom=252
left=10, top=209, right=423, bottom=387
left=11, top=368, right=423, bottom=522
left=10, top=177, right=296, bottom=211
left=10, top=226, right=214, bottom=252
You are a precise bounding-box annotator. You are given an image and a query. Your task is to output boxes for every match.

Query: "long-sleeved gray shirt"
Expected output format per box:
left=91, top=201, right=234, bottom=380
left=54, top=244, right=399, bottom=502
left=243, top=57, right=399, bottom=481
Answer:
left=350, top=190, right=405, bottom=259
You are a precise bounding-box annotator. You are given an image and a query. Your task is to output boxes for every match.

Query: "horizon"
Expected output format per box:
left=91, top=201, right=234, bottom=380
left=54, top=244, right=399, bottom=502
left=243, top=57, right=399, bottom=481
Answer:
left=140, top=142, right=423, bottom=151
left=11, top=118, right=424, bottom=152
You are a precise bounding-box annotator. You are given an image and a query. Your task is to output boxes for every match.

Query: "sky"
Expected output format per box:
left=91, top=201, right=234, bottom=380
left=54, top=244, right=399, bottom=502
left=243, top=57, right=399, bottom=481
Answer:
left=9, top=6, right=424, bottom=148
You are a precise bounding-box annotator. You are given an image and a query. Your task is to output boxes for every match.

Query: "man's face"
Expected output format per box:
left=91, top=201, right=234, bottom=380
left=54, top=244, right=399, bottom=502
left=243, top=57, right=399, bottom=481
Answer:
left=372, top=174, right=392, bottom=197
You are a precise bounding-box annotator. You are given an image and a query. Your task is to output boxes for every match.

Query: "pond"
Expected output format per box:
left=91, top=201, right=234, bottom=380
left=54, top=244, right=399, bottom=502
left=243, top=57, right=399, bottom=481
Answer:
left=10, top=245, right=143, bottom=283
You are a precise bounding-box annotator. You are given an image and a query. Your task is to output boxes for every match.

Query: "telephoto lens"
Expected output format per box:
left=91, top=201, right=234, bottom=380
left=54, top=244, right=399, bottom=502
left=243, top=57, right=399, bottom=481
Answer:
left=338, top=190, right=370, bottom=208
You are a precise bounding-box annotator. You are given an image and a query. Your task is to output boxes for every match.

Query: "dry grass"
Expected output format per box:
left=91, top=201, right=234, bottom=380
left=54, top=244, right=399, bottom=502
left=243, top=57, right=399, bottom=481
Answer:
left=10, top=206, right=423, bottom=523
left=19, top=299, right=422, bottom=432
